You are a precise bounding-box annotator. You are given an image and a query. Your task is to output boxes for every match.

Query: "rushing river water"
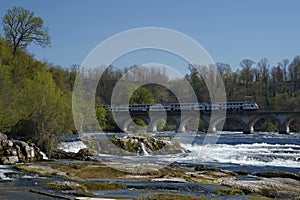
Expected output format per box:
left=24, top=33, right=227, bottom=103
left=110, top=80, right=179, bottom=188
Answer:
left=178, top=131, right=300, bottom=174
left=1, top=131, right=300, bottom=199
left=60, top=131, right=300, bottom=174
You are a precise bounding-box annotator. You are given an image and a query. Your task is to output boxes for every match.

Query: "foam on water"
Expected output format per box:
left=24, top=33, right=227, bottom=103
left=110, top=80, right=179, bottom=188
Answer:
left=181, top=143, right=300, bottom=168
left=0, top=165, right=15, bottom=180
left=58, top=141, right=87, bottom=153
left=140, top=142, right=149, bottom=156
left=39, top=151, right=48, bottom=160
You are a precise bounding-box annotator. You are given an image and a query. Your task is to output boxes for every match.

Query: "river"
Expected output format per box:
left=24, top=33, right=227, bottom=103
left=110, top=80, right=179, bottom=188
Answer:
left=62, top=131, right=300, bottom=174
left=1, top=131, right=300, bottom=199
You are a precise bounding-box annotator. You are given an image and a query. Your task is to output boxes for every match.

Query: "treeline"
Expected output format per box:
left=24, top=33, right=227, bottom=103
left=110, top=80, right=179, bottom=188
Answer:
left=186, top=57, right=300, bottom=110
left=1, top=35, right=300, bottom=151
left=0, top=37, right=75, bottom=155
left=92, top=59, right=300, bottom=132
left=92, top=57, right=300, bottom=111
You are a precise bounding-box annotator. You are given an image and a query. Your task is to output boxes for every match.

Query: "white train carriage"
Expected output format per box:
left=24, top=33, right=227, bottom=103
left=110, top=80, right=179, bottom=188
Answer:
left=104, top=101, right=259, bottom=113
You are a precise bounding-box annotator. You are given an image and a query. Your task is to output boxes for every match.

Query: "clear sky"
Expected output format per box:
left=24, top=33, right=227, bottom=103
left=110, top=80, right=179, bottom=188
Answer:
left=1, top=0, right=300, bottom=74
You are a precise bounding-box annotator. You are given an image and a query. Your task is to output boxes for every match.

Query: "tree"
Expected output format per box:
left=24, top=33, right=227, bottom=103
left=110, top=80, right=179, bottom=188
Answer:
left=2, top=6, right=51, bottom=57
left=12, top=72, right=73, bottom=155
left=280, top=59, right=289, bottom=81
left=239, top=59, right=255, bottom=85
left=130, top=86, right=155, bottom=104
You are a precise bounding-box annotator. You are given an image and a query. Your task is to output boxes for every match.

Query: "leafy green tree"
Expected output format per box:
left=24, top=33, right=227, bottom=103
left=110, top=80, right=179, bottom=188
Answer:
left=0, top=66, right=20, bottom=131
left=12, top=72, right=73, bottom=155
left=2, top=6, right=51, bottom=57
left=96, top=106, right=107, bottom=131
left=129, top=86, right=155, bottom=104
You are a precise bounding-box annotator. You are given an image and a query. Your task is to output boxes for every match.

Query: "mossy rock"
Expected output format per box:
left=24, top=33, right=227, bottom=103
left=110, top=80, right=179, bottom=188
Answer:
left=214, top=188, right=245, bottom=195
left=134, top=193, right=204, bottom=200
left=79, top=181, right=126, bottom=191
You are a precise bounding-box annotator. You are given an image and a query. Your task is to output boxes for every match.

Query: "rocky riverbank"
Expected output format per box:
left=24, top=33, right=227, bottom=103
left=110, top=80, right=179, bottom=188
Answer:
left=1, top=133, right=300, bottom=199
left=8, top=159, right=300, bottom=199
left=0, top=133, right=44, bottom=164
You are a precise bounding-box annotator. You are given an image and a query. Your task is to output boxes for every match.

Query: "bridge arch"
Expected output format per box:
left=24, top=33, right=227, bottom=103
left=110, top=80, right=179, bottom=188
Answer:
left=118, top=116, right=149, bottom=133
left=286, top=116, right=300, bottom=133
left=286, top=116, right=299, bottom=127
left=221, top=117, right=246, bottom=131
left=247, top=114, right=287, bottom=134
left=208, top=116, right=225, bottom=133
left=113, top=107, right=300, bottom=134
left=244, top=114, right=281, bottom=133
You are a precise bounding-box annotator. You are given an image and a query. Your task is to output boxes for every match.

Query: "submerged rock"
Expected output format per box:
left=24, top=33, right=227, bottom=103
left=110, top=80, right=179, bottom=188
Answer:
left=255, top=172, right=300, bottom=181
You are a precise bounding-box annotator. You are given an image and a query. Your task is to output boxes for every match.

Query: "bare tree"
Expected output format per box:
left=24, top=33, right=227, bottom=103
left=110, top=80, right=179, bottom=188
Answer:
left=280, top=59, right=289, bottom=81
left=239, top=59, right=255, bottom=85
left=2, top=6, right=51, bottom=57
left=257, top=58, right=270, bottom=83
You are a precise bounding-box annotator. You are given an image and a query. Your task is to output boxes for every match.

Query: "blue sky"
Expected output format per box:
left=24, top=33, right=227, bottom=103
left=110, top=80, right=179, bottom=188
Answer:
left=1, top=0, right=300, bottom=74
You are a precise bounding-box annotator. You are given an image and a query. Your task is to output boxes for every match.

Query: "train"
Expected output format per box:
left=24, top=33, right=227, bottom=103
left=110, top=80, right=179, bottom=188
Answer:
left=105, top=101, right=260, bottom=113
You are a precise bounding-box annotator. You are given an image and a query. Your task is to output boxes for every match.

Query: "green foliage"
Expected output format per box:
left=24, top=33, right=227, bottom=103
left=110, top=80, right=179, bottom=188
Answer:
left=214, top=188, right=245, bottom=196
left=130, top=86, right=155, bottom=104
left=96, top=106, right=107, bottom=131
left=134, top=193, right=206, bottom=200
left=79, top=181, right=126, bottom=191
left=0, top=32, right=74, bottom=156
left=133, top=118, right=147, bottom=127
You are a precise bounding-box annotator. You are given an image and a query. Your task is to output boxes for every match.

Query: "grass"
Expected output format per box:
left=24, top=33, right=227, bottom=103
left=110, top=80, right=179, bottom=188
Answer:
left=49, top=162, right=128, bottom=179
left=214, top=188, right=245, bottom=195
left=47, top=181, right=126, bottom=192
left=134, top=193, right=218, bottom=200
left=79, top=181, right=126, bottom=191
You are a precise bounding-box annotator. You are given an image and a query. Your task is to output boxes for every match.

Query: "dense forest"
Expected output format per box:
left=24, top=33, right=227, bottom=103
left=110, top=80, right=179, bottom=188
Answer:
left=0, top=7, right=300, bottom=155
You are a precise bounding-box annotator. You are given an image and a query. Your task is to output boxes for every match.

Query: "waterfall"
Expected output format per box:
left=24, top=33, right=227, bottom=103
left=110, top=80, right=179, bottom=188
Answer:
left=39, top=151, right=48, bottom=160
left=140, top=142, right=149, bottom=156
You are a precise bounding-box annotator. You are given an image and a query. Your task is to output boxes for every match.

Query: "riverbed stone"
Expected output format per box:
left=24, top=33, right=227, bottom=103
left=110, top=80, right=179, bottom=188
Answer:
left=1, top=156, right=19, bottom=165
left=7, top=140, right=13, bottom=147
left=13, top=140, right=32, bottom=159
left=0, top=132, right=7, bottom=142
left=106, top=135, right=185, bottom=155
left=0, top=133, right=43, bottom=164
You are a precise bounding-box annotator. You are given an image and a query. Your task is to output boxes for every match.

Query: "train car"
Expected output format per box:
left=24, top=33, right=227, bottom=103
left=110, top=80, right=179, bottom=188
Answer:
left=104, top=101, right=260, bottom=113
left=224, top=101, right=259, bottom=112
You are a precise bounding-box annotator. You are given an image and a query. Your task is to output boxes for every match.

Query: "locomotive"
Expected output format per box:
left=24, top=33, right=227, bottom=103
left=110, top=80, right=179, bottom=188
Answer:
left=106, top=101, right=260, bottom=113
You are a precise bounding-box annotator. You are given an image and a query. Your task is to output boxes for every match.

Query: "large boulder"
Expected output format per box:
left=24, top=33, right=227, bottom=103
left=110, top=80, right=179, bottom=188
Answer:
left=51, top=148, right=93, bottom=161
left=108, top=135, right=186, bottom=155
left=0, top=133, right=43, bottom=164
left=13, top=140, right=32, bottom=159
left=0, top=133, right=7, bottom=142
left=1, top=156, right=19, bottom=165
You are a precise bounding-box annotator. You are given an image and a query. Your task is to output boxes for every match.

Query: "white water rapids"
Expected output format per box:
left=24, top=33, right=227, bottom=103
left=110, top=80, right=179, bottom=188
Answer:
left=180, top=143, right=300, bottom=168
left=57, top=132, right=300, bottom=170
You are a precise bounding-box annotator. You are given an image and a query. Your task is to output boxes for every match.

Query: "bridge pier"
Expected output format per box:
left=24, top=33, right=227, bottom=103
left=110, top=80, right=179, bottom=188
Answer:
left=147, top=124, right=157, bottom=133
left=123, top=126, right=128, bottom=133
left=243, top=126, right=254, bottom=134
left=279, top=125, right=290, bottom=134
left=207, top=126, right=217, bottom=133
left=175, top=125, right=186, bottom=133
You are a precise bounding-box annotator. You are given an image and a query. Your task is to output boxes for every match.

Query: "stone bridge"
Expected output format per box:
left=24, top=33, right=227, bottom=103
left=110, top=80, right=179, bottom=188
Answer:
left=113, top=110, right=300, bottom=134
